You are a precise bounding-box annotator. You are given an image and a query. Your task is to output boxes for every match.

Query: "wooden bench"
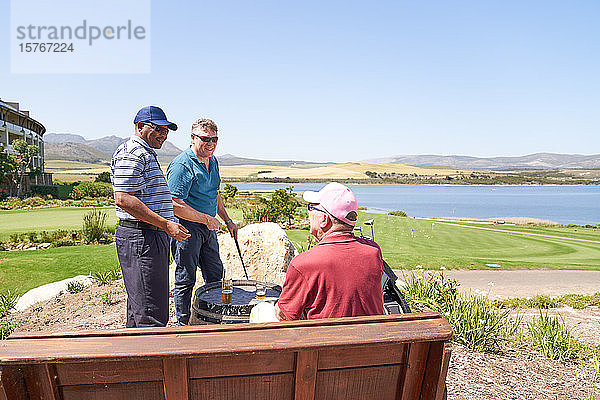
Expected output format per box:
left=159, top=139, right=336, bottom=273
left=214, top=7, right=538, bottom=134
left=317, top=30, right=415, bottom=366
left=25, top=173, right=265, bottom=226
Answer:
left=0, top=312, right=452, bottom=400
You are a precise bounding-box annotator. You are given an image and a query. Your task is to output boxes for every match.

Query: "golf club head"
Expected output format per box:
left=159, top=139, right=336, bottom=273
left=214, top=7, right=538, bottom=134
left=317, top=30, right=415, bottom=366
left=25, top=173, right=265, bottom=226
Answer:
left=364, top=219, right=374, bottom=226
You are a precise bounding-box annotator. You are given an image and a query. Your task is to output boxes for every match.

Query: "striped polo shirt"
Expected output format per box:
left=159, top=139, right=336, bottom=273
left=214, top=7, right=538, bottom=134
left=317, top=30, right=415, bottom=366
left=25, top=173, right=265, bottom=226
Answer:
left=110, top=135, right=175, bottom=222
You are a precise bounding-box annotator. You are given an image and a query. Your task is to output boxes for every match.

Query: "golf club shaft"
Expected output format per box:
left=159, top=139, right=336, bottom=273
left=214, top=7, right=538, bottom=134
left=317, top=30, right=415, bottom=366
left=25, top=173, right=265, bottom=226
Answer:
left=234, top=237, right=249, bottom=279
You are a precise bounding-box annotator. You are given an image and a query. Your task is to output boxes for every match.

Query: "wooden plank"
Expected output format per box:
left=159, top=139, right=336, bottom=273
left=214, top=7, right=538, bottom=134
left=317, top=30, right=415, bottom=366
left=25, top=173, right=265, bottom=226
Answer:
left=60, top=381, right=165, bottom=400
left=315, top=365, right=400, bottom=400
left=0, top=367, right=28, bottom=400
left=400, top=342, right=430, bottom=399
left=22, top=364, right=59, bottom=400
left=7, top=313, right=444, bottom=340
left=294, top=350, right=318, bottom=400
left=419, top=341, right=445, bottom=400
left=0, top=318, right=453, bottom=364
left=394, top=343, right=411, bottom=399
left=162, top=358, right=189, bottom=400
left=189, top=352, right=295, bottom=379
left=190, top=373, right=294, bottom=400
left=434, top=343, right=452, bottom=400
left=56, top=360, right=163, bottom=385
left=317, top=343, right=406, bottom=370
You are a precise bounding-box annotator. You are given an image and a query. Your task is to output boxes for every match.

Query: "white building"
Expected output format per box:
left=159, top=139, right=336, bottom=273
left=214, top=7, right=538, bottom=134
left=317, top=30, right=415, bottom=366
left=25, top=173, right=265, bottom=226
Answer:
left=0, top=99, right=51, bottom=185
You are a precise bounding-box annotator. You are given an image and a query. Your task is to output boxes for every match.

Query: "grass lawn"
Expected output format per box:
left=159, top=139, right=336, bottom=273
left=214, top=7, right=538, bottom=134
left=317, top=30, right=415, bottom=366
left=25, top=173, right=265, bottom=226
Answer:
left=287, top=212, right=600, bottom=270
left=0, top=244, right=118, bottom=293
left=0, top=207, right=118, bottom=241
left=2, top=207, right=599, bottom=294
left=439, top=221, right=600, bottom=242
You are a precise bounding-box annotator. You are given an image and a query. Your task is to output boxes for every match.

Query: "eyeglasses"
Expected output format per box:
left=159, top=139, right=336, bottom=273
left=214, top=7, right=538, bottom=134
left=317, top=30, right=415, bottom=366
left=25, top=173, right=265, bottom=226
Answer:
left=193, top=134, right=219, bottom=143
left=142, top=122, right=169, bottom=135
left=307, top=203, right=326, bottom=213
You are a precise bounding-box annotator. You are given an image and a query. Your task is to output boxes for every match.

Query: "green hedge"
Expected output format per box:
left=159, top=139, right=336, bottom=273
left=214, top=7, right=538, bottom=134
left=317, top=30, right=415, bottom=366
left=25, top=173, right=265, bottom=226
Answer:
left=69, top=182, right=113, bottom=199
left=30, top=184, right=74, bottom=200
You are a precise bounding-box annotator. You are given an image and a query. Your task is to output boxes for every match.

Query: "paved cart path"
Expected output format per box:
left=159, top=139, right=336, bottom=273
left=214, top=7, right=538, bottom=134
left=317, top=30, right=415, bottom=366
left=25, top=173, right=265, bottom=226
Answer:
left=394, top=269, right=600, bottom=298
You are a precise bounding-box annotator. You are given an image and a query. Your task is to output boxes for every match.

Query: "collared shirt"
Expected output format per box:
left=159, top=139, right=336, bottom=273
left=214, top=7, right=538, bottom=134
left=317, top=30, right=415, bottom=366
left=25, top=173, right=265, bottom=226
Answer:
left=277, top=231, right=384, bottom=320
left=110, top=135, right=175, bottom=221
left=166, top=147, right=221, bottom=217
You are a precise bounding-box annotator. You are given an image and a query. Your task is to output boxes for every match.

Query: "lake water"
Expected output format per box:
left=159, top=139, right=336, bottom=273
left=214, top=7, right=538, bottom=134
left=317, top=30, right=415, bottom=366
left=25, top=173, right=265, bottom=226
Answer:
left=223, top=184, right=600, bottom=225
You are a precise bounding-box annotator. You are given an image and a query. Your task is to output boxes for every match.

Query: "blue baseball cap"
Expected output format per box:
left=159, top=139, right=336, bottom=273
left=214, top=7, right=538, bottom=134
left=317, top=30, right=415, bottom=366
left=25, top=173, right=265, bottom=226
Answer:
left=133, top=106, right=178, bottom=131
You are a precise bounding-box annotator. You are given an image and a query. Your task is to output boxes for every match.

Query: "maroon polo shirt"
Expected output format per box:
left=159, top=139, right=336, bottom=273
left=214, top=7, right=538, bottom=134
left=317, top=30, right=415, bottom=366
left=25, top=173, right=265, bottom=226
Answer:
left=277, top=231, right=384, bottom=320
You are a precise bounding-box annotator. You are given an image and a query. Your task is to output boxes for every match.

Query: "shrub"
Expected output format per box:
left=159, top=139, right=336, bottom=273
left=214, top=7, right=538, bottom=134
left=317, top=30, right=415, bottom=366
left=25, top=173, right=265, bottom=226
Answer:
left=1, top=320, right=24, bottom=340
left=0, top=290, right=20, bottom=317
left=527, top=312, right=579, bottom=360
left=67, top=281, right=85, bottom=294
left=388, top=210, right=408, bottom=217
left=93, top=266, right=122, bottom=285
left=100, top=292, right=115, bottom=305
left=402, top=271, right=519, bottom=353
left=95, top=171, right=111, bottom=183
left=70, top=182, right=112, bottom=199
left=82, top=208, right=108, bottom=243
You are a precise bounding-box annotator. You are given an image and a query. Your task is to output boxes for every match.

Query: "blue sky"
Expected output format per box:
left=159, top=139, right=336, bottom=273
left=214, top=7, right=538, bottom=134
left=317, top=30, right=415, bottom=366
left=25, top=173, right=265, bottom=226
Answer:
left=2, top=0, right=599, bottom=162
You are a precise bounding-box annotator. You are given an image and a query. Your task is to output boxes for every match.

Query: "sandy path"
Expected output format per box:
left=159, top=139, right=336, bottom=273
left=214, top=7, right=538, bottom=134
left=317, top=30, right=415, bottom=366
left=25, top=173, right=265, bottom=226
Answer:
left=394, top=269, right=600, bottom=298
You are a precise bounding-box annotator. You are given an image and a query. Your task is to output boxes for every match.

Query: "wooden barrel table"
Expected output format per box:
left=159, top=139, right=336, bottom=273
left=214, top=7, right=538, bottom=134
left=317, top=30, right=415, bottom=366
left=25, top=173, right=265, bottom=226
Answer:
left=190, top=280, right=282, bottom=324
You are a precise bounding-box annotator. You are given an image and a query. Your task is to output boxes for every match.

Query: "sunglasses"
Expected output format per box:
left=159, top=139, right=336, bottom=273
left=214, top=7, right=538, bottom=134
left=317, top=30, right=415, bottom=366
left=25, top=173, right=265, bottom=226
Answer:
left=193, top=134, right=219, bottom=143
left=307, top=203, right=326, bottom=213
left=142, top=122, right=169, bottom=135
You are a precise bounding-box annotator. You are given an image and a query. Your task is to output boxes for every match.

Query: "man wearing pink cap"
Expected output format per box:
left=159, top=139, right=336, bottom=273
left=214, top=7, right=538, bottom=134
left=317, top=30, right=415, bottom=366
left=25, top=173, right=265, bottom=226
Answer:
left=275, top=182, right=384, bottom=320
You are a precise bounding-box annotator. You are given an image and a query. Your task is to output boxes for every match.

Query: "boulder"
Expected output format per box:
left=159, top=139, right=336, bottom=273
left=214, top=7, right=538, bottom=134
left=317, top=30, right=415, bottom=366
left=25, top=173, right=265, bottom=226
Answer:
left=169, top=223, right=298, bottom=294
left=218, top=223, right=297, bottom=285
left=15, top=275, right=95, bottom=311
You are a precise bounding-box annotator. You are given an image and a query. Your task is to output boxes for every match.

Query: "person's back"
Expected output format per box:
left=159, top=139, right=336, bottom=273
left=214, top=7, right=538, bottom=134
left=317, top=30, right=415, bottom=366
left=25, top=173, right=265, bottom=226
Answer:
left=277, top=231, right=384, bottom=320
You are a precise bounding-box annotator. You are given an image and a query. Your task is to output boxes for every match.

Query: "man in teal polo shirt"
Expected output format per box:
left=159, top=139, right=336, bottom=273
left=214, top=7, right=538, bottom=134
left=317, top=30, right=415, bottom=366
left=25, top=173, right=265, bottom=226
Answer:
left=167, top=118, right=238, bottom=325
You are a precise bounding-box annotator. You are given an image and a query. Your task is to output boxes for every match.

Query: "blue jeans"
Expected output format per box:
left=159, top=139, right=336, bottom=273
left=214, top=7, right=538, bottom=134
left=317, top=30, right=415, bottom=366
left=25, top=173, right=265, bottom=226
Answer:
left=116, top=225, right=169, bottom=327
left=171, top=219, right=223, bottom=325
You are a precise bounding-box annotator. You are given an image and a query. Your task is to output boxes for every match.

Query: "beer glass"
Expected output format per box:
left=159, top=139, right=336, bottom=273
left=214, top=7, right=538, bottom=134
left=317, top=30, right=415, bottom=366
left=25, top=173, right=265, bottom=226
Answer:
left=255, top=281, right=266, bottom=300
left=222, top=279, right=233, bottom=304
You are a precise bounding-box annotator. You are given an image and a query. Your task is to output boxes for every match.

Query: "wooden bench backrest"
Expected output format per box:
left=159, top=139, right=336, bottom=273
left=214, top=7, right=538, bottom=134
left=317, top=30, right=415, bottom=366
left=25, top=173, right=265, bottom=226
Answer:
left=0, top=312, right=452, bottom=400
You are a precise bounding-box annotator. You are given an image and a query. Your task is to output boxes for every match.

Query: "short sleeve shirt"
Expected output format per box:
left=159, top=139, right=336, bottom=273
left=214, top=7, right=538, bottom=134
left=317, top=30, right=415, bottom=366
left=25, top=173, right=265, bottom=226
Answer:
left=110, top=135, right=175, bottom=221
left=166, top=148, right=221, bottom=217
left=277, top=231, right=384, bottom=320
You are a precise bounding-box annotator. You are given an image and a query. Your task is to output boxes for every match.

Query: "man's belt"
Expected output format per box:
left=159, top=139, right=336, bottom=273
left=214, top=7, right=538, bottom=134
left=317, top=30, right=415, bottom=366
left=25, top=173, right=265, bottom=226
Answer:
left=119, top=220, right=161, bottom=231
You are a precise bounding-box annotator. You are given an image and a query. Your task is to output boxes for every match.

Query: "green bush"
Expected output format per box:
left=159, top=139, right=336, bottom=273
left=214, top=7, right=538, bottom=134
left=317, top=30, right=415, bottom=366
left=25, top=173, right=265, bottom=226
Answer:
left=95, top=171, right=111, bottom=183
left=402, top=271, right=519, bottom=353
left=93, top=266, right=122, bottom=285
left=1, top=320, right=24, bottom=340
left=527, top=312, right=579, bottom=360
left=67, top=281, right=85, bottom=294
left=82, top=208, right=108, bottom=243
left=388, top=210, right=408, bottom=217
left=0, top=290, right=20, bottom=317
left=70, top=182, right=113, bottom=199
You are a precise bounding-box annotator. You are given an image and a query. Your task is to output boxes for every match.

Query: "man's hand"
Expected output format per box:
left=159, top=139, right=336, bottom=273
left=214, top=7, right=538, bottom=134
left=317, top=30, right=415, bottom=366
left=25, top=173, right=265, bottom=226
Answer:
left=205, top=215, right=223, bottom=231
left=274, top=303, right=288, bottom=321
left=226, top=220, right=238, bottom=240
left=164, top=220, right=191, bottom=241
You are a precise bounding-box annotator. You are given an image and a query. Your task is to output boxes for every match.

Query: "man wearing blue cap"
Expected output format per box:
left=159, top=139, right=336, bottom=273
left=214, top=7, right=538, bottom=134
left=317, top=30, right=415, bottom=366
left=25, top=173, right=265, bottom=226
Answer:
left=110, top=106, right=190, bottom=327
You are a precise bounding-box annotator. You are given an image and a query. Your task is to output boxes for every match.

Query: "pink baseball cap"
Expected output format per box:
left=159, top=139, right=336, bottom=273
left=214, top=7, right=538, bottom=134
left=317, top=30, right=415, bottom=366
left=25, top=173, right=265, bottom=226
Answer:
left=303, top=182, right=358, bottom=226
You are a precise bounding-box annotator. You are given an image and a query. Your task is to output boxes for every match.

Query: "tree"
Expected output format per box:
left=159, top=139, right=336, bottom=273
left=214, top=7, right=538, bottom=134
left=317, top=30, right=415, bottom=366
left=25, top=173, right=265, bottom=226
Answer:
left=12, top=139, right=40, bottom=198
left=95, top=171, right=111, bottom=183
left=268, top=186, right=300, bottom=225
left=221, top=183, right=238, bottom=205
left=0, top=144, right=18, bottom=196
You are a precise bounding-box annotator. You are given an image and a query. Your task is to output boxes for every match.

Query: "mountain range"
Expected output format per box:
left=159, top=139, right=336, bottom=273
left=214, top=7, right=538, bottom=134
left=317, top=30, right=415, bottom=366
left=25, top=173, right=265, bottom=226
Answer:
left=44, top=133, right=183, bottom=165
left=43, top=133, right=599, bottom=170
left=364, top=153, right=600, bottom=170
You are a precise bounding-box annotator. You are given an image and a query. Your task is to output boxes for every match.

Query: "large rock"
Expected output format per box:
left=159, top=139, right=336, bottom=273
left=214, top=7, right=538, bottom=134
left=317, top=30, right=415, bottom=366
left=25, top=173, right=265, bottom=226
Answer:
left=219, top=223, right=297, bottom=285
left=15, top=275, right=95, bottom=311
left=169, top=223, right=298, bottom=293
